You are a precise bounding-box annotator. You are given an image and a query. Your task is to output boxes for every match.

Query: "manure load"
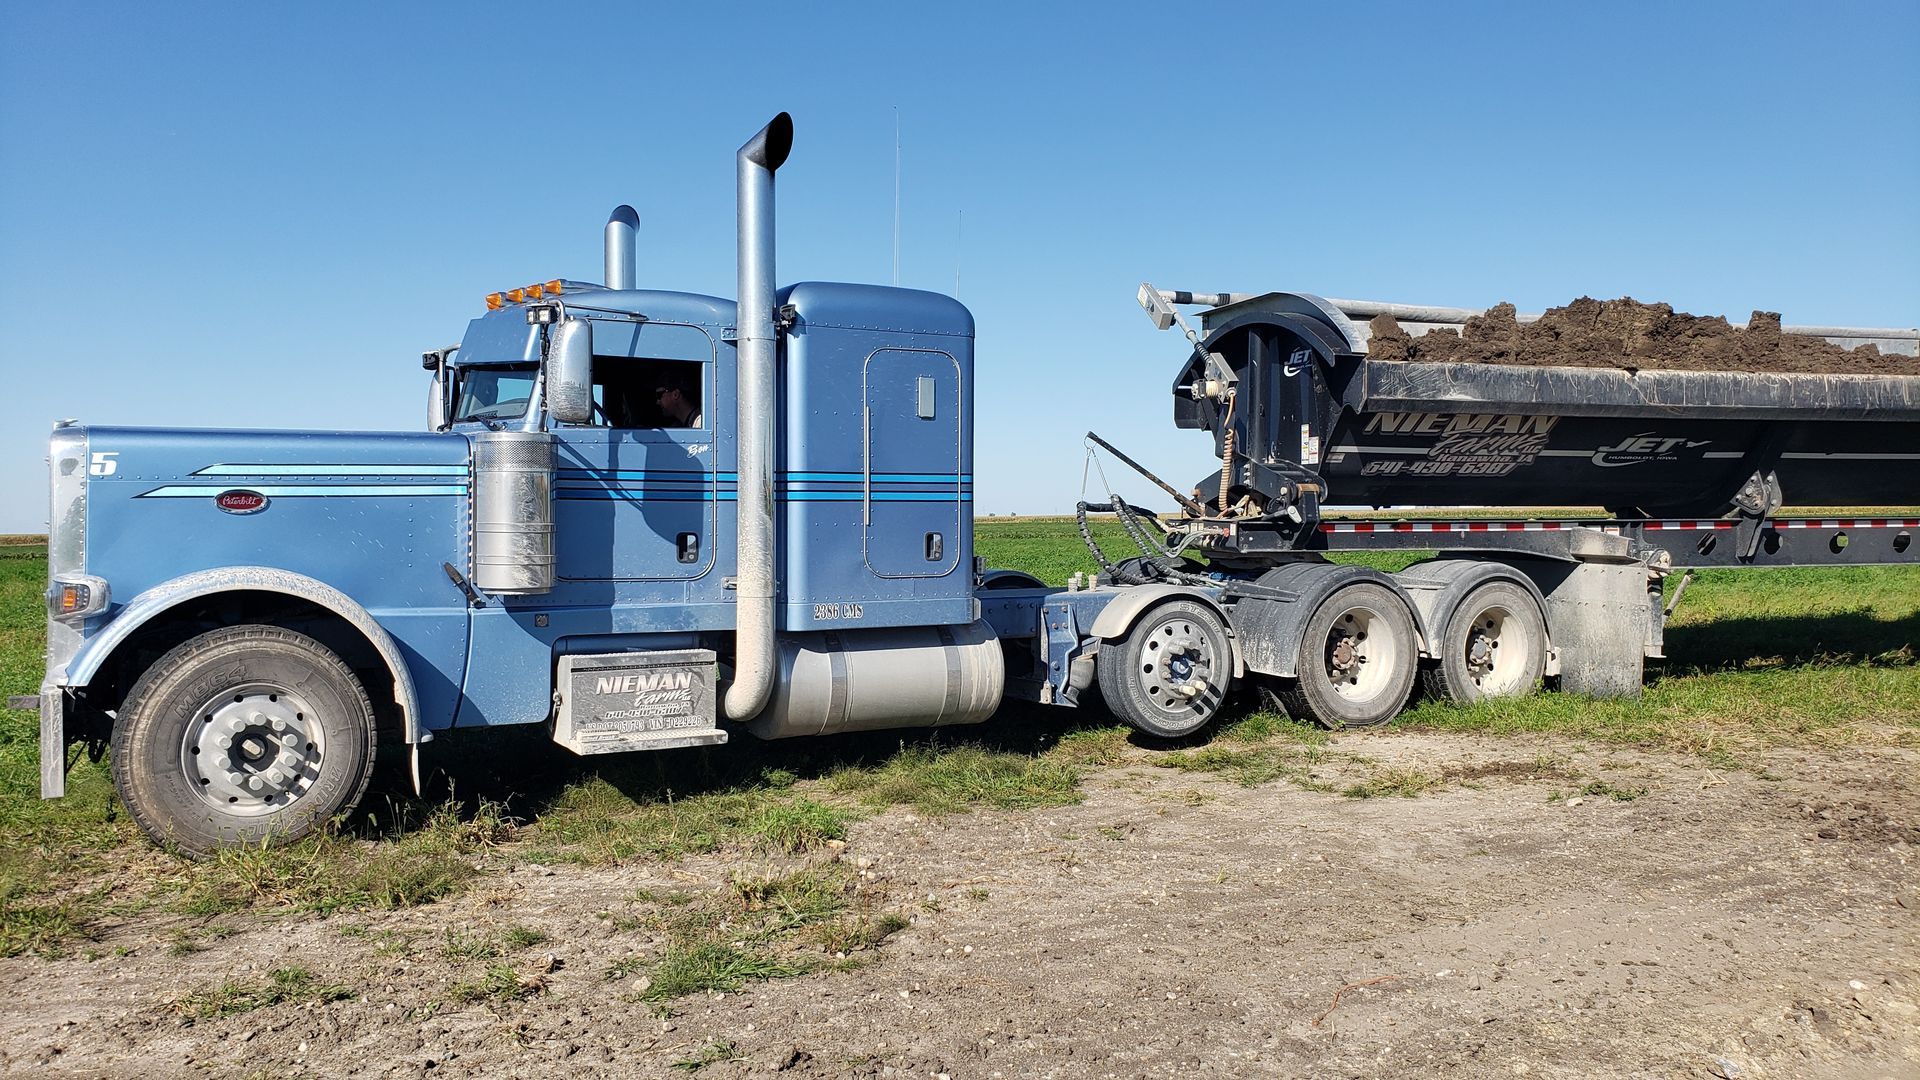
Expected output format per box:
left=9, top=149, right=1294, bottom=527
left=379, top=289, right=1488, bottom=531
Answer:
left=1169, top=292, right=1920, bottom=516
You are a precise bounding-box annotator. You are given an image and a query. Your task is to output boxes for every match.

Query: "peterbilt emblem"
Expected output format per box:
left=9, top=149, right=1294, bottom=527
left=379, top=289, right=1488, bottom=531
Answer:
left=215, top=490, right=270, bottom=514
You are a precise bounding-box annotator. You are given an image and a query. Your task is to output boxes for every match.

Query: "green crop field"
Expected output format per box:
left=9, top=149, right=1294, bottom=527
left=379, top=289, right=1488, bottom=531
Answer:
left=1, top=523, right=1915, bottom=960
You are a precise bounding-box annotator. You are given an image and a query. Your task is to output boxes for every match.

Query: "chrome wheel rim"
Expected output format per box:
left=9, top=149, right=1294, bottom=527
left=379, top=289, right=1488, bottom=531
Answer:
left=1137, top=614, right=1218, bottom=716
left=180, top=684, right=325, bottom=817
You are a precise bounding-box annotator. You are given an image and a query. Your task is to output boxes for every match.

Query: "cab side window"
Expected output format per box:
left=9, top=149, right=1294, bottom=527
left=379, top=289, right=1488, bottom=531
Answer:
left=589, top=358, right=704, bottom=429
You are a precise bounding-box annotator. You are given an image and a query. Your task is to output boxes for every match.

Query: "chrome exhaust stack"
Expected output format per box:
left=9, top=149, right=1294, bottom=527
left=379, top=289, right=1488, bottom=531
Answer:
left=723, top=112, right=793, bottom=722
left=604, top=205, right=638, bottom=290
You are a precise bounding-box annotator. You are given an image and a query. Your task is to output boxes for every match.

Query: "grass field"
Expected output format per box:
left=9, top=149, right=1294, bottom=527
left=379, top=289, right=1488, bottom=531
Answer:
left=1, top=522, right=1915, bottom=964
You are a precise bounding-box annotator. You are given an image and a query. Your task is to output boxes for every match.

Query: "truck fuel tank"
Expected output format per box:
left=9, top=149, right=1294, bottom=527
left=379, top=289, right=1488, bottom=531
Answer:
left=747, top=619, right=1005, bottom=739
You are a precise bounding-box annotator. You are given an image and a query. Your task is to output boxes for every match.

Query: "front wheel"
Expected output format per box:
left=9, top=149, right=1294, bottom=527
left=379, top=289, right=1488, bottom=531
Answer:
left=1097, top=599, right=1234, bottom=739
left=112, top=625, right=378, bottom=857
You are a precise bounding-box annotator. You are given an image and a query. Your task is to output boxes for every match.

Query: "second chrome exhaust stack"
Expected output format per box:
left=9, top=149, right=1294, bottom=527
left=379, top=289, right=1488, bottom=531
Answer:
left=723, top=112, right=793, bottom=723
left=604, top=205, right=638, bottom=290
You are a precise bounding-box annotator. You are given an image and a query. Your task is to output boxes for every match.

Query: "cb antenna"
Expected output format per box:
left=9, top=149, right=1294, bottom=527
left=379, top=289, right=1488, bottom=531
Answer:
left=892, top=106, right=901, bottom=286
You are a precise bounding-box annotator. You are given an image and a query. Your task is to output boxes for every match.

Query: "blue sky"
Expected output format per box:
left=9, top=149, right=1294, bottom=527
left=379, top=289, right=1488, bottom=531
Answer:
left=2, top=1, right=1916, bottom=532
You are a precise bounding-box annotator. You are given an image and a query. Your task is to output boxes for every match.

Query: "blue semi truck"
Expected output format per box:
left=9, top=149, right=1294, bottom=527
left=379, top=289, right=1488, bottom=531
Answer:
left=26, top=114, right=1920, bottom=855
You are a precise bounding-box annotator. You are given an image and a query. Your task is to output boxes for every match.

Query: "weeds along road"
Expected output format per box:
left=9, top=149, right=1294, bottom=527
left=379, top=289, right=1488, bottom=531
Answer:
left=1, top=529, right=1917, bottom=1077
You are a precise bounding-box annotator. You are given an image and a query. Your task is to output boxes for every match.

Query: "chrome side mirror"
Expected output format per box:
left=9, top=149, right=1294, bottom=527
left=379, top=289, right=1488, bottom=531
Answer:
left=548, top=319, right=594, bottom=424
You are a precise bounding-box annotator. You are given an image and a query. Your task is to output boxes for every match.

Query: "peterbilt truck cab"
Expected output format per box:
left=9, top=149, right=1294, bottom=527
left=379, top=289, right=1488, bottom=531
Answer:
left=35, top=117, right=994, bottom=854
left=32, top=115, right=1233, bottom=856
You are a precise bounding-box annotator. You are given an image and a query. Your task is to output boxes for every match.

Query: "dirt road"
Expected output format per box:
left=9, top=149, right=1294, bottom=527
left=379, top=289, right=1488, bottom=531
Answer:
left=4, top=733, right=1916, bottom=1079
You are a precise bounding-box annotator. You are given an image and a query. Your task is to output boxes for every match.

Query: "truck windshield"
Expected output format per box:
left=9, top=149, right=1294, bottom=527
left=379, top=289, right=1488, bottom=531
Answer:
left=454, top=364, right=538, bottom=423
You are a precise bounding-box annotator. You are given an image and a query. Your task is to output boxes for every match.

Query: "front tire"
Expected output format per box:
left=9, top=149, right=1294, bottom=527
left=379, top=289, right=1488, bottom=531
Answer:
left=112, top=625, right=377, bottom=857
left=1097, top=599, right=1234, bottom=739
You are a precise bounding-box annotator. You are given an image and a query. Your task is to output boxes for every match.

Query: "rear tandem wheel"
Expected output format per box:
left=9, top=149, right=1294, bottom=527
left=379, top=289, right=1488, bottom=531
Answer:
left=1273, top=582, right=1420, bottom=729
left=1420, top=581, right=1548, bottom=704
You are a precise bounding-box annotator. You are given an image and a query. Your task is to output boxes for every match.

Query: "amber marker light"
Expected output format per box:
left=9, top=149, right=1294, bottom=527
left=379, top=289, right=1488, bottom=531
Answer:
left=546, top=280, right=564, bottom=295
left=506, top=288, right=527, bottom=303
left=485, top=293, right=505, bottom=311
left=527, top=283, right=545, bottom=300
left=47, top=575, right=106, bottom=620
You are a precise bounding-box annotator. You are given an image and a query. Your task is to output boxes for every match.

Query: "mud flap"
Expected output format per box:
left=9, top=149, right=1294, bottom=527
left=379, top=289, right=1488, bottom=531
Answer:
left=38, top=690, right=65, bottom=799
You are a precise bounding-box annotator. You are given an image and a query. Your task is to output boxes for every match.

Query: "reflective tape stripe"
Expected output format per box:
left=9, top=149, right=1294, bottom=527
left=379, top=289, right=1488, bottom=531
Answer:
left=194, top=464, right=469, bottom=476
left=138, top=485, right=468, bottom=498
left=1318, top=518, right=1917, bottom=534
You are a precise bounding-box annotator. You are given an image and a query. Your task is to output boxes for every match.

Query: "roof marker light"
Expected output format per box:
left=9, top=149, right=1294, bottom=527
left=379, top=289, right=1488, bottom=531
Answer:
left=485, top=293, right=504, bottom=311
left=546, top=280, right=564, bottom=295
left=506, top=288, right=526, bottom=303
left=527, top=283, right=545, bottom=300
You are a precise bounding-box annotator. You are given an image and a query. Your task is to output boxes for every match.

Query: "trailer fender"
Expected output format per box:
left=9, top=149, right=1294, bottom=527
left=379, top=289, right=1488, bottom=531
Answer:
left=1088, top=585, right=1244, bottom=678
left=1391, top=557, right=1558, bottom=676
left=65, top=567, right=426, bottom=745
left=1199, top=306, right=1360, bottom=364
left=1230, top=563, right=1430, bottom=679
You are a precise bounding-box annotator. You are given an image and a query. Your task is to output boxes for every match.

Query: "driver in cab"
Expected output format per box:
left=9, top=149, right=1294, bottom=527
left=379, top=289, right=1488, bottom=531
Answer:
left=655, top=375, right=701, bottom=428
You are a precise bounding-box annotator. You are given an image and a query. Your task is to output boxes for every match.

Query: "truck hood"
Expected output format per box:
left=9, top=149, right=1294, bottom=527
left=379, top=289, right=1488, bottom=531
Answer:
left=76, top=426, right=474, bottom=615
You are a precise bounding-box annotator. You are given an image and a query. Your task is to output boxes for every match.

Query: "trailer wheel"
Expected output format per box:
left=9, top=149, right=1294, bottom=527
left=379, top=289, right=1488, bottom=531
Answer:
left=112, top=624, right=378, bottom=858
left=1420, top=582, right=1546, bottom=704
left=1097, top=599, right=1233, bottom=739
left=1274, top=583, right=1418, bottom=729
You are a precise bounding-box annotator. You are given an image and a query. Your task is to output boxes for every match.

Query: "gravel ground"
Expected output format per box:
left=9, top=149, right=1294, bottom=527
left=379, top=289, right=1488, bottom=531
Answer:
left=4, top=732, right=1916, bottom=1080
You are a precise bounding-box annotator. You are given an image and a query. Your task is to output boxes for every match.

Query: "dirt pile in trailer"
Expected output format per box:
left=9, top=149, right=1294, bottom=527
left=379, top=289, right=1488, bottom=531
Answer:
left=1365, top=296, right=1912, bottom=374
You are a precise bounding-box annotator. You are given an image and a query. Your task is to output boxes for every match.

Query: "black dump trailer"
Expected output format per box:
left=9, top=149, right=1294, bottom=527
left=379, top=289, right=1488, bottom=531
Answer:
left=1077, top=289, right=1919, bottom=731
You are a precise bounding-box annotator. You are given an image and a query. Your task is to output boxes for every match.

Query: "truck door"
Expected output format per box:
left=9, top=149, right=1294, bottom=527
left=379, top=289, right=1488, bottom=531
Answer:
left=552, top=320, right=718, bottom=582
left=863, top=347, right=963, bottom=578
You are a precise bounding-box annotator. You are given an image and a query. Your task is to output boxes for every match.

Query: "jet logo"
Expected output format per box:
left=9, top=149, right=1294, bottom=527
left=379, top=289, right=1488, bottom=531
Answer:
left=1592, top=434, right=1711, bottom=468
